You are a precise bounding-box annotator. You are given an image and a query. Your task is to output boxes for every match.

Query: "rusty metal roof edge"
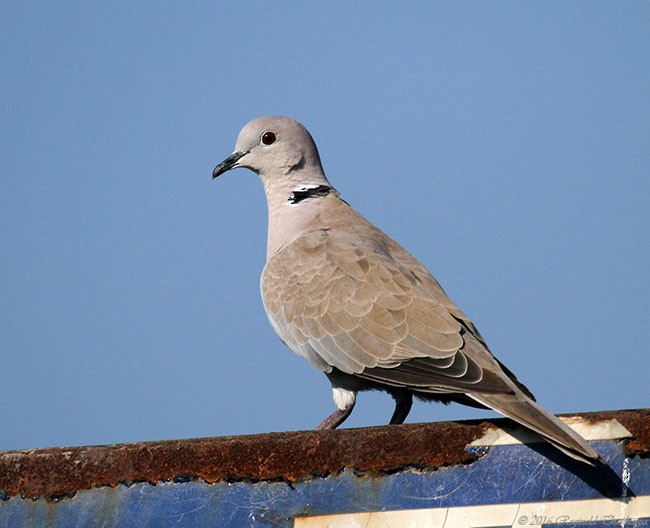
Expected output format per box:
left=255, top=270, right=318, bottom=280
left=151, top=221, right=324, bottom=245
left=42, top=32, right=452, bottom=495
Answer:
left=1, top=408, right=648, bottom=500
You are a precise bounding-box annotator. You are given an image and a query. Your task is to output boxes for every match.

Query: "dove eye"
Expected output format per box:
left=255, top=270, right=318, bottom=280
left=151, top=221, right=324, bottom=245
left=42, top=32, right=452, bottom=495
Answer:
left=261, top=131, right=277, bottom=145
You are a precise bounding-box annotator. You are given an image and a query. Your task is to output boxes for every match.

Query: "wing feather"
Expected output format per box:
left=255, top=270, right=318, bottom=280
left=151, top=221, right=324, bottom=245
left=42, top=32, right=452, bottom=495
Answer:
left=261, top=210, right=514, bottom=395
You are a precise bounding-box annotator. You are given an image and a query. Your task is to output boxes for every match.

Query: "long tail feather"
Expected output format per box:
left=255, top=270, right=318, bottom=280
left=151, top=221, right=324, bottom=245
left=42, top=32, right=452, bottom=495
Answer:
left=470, top=391, right=603, bottom=465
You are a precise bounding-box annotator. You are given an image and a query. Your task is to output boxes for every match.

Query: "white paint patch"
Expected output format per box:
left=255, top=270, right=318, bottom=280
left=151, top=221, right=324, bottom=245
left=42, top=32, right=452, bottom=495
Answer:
left=469, top=418, right=632, bottom=447
left=295, top=495, right=650, bottom=527
left=620, top=456, right=632, bottom=526
left=332, top=387, right=356, bottom=410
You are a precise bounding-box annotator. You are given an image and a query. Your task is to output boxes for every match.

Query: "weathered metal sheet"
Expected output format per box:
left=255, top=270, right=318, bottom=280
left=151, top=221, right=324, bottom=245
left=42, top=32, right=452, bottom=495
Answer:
left=1, top=410, right=648, bottom=527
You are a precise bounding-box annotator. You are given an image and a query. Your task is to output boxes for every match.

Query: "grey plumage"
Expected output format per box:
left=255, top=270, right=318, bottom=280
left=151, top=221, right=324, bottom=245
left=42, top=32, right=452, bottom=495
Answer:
left=213, top=116, right=602, bottom=465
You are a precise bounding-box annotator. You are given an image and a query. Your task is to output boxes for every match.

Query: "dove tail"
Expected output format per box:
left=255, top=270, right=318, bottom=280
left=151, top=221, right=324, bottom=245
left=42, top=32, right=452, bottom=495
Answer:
left=469, top=391, right=603, bottom=466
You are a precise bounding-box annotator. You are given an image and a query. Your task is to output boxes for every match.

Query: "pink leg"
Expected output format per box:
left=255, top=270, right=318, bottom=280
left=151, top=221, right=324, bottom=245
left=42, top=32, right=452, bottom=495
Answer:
left=316, top=405, right=354, bottom=430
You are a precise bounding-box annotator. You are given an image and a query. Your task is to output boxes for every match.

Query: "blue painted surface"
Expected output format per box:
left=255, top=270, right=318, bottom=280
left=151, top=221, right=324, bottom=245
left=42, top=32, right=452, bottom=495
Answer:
left=1, top=441, right=648, bottom=527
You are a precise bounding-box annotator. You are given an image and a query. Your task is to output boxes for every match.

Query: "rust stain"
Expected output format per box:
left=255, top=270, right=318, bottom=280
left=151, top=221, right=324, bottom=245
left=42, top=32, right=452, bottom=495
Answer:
left=0, top=409, right=647, bottom=500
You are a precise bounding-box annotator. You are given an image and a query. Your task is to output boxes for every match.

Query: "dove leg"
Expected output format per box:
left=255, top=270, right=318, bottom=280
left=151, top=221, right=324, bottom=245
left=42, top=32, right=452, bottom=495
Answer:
left=316, top=407, right=353, bottom=430
left=389, top=390, right=413, bottom=424
left=316, top=387, right=356, bottom=430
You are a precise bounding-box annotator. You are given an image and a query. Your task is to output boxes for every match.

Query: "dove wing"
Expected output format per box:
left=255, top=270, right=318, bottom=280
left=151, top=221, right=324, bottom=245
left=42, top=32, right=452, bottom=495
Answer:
left=261, top=200, right=515, bottom=396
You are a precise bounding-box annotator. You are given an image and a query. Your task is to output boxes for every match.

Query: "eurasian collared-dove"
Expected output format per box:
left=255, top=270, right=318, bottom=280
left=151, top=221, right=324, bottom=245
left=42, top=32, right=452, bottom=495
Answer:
left=212, top=116, right=601, bottom=465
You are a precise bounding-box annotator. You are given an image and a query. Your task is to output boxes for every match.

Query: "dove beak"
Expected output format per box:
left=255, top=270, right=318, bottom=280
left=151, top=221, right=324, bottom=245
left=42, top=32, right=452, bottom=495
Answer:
left=212, top=151, right=247, bottom=179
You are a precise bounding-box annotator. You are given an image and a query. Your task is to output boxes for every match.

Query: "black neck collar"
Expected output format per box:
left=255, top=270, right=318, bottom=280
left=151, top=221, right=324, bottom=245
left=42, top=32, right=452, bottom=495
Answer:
left=289, top=185, right=332, bottom=205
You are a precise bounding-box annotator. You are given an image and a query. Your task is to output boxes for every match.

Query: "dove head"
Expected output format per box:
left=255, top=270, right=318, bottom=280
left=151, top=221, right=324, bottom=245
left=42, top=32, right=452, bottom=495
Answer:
left=213, top=117, right=337, bottom=259
left=213, top=117, right=329, bottom=190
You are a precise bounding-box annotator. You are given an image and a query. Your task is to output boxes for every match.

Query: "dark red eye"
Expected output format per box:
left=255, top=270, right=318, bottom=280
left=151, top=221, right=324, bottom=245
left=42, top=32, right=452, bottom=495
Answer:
left=261, top=131, right=276, bottom=145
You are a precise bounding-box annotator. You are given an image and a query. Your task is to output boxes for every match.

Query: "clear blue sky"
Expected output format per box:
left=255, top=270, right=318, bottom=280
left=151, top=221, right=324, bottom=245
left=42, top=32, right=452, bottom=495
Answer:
left=2, top=3, right=648, bottom=451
